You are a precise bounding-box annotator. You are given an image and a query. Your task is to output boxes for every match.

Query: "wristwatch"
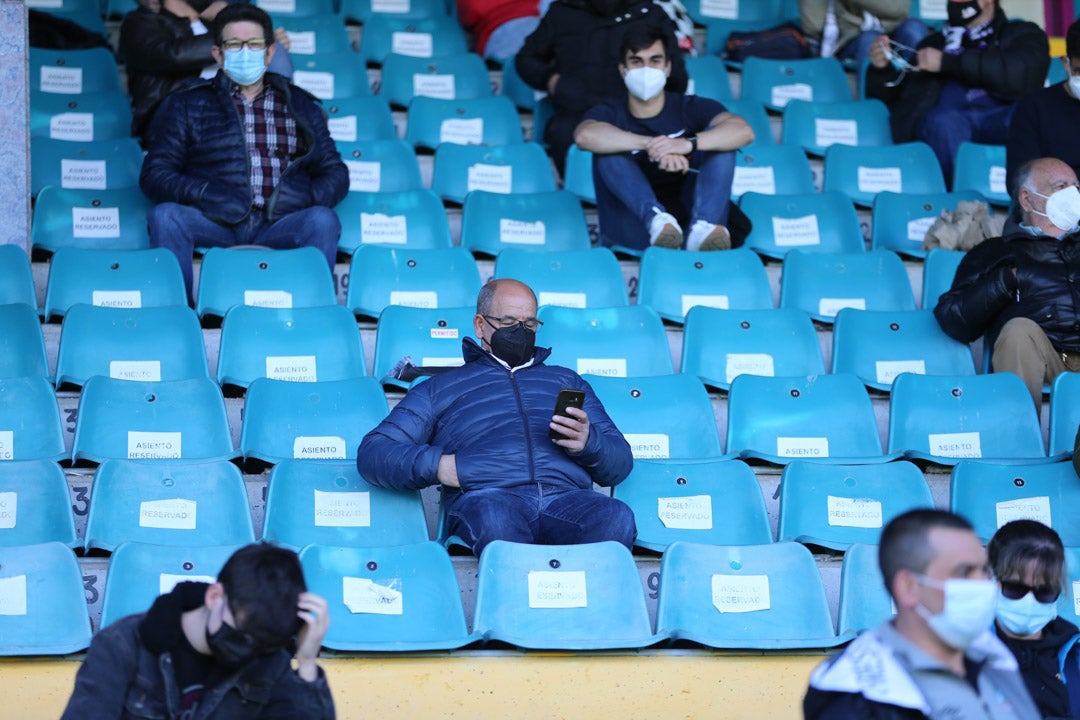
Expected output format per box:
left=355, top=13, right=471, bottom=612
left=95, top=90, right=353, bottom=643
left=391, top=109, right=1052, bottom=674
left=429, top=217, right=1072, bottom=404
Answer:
left=686, top=135, right=698, bottom=154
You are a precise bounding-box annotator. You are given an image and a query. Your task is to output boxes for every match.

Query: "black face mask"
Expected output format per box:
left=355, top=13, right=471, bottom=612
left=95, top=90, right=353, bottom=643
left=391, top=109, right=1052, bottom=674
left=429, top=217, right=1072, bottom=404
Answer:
left=206, top=618, right=260, bottom=670
left=488, top=323, right=536, bottom=368
left=947, top=0, right=982, bottom=27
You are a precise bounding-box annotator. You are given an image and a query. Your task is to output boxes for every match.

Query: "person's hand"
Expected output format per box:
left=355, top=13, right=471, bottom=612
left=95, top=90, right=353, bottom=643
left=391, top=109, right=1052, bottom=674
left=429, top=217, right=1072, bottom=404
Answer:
left=657, top=153, right=690, bottom=174
left=294, top=592, right=329, bottom=682
left=868, top=34, right=890, bottom=69
left=274, top=26, right=291, bottom=51
left=644, top=134, right=688, bottom=162
left=163, top=0, right=199, bottom=21
left=916, top=46, right=942, bottom=73
left=437, top=454, right=459, bottom=487
left=546, top=73, right=560, bottom=96
left=199, top=0, right=228, bottom=21
left=550, top=406, right=590, bottom=453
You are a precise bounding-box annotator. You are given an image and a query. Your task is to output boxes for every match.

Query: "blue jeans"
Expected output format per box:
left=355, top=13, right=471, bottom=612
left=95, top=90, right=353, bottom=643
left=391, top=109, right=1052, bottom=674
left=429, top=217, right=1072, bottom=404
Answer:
left=593, top=150, right=736, bottom=251
left=445, top=485, right=637, bottom=556
left=836, top=18, right=929, bottom=63
left=917, top=81, right=1015, bottom=185
left=147, top=203, right=340, bottom=303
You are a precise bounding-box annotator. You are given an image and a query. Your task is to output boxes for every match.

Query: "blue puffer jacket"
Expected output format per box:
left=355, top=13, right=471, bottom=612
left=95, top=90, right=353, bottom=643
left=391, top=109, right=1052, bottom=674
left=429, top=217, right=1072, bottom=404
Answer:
left=140, top=70, right=348, bottom=225
left=357, top=339, right=634, bottom=493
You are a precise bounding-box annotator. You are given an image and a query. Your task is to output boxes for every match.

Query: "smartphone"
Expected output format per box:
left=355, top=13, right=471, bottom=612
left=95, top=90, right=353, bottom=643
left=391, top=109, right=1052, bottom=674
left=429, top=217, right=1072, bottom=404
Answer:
left=549, top=389, right=586, bottom=439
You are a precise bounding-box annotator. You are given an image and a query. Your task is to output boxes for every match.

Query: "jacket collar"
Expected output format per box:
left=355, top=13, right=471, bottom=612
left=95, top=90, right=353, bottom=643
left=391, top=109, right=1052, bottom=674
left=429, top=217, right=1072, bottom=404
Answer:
left=461, top=337, right=552, bottom=367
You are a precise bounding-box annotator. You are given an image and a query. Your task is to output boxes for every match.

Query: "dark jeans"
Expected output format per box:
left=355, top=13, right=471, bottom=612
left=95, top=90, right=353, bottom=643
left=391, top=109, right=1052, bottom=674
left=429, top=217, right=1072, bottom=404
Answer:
left=917, top=81, right=1015, bottom=185
left=836, top=18, right=929, bottom=63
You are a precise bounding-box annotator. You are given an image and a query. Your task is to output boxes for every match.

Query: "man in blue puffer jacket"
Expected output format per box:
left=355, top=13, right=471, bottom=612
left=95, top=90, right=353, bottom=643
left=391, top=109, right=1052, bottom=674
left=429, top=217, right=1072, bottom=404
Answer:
left=358, top=278, right=637, bottom=555
left=140, top=3, right=348, bottom=303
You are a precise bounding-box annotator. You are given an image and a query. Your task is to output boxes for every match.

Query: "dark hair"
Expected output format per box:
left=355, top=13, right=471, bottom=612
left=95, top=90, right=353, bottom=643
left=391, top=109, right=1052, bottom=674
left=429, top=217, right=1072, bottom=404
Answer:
left=212, top=3, right=273, bottom=47
left=218, top=543, right=306, bottom=650
left=878, top=509, right=974, bottom=597
left=1068, top=18, right=1080, bottom=61
left=619, top=24, right=671, bottom=66
left=988, top=520, right=1064, bottom=590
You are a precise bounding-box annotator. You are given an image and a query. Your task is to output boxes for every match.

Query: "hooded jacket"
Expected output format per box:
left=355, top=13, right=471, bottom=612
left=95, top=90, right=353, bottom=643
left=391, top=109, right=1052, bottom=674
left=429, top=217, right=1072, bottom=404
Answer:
left=996, top=616, right=1080, bottom=720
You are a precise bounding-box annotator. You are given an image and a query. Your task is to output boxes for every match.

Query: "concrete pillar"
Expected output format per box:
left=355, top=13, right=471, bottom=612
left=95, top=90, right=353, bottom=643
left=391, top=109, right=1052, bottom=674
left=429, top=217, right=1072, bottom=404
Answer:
left=0, top=1, right=29, bottom=252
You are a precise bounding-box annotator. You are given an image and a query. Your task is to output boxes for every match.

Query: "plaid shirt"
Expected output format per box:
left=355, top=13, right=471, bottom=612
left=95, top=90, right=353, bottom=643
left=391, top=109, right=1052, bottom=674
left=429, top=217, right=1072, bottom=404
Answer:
left=231, top=82, right=299, bottom=209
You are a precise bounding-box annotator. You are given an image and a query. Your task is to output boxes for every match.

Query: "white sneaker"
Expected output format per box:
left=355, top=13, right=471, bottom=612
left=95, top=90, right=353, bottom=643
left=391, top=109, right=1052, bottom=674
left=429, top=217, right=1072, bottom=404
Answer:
left=686, top=220, right=731, bottom=251
left=649, top=211, right=683, bottom=248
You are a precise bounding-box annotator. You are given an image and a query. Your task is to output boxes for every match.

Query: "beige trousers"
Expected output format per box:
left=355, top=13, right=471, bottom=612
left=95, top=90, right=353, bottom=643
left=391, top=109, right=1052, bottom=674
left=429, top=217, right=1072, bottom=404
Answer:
left=992, top=317, right=1080, bottom=410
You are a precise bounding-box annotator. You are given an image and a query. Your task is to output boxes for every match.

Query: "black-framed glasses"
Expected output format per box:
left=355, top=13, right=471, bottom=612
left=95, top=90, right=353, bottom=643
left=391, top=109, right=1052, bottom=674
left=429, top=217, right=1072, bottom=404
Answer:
left=221, top=38, right=268, bottom=52
left=1000, top=579, right=1060, bottom=603
left=483, top=315, right=542, bottom=332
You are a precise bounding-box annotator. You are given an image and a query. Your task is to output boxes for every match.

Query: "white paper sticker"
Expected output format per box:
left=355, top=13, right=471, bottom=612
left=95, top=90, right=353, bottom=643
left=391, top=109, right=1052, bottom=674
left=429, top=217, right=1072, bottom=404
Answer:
left=928, top=431, right=982, bottom=458
left=139, top=498, right=197, bottom=530
left=61, top=159, right=107, bottom=190
left=875, top=360, right=925, bottom=385
left=699, top=0, right=738, bottom=19
left=258, top=0, right=296, bottom=11
left=360, top=212, right=407, bottom=244
left=128, top=431, right=182, bottom=459
left=907, top=216, right=936, bottom=242
left=777, top=436, right=830, bottom=458
left=313, top=490, right=371, bottom=527
left=770, top=83, right=813, bottom=108
left=109, top=360, right=162, bottom=382
left=772, top=214, right=821, bottom=247
left=413, top=73, right=455, bottom=100
left=712, top=574, right=770, bottom=613
left=538, top=291, right=586, bottom=308
left=1073, top=581, right=1080, bottom=616
left=528, top=570, right=587, bottom=608
left=0, top=431, right=14, bottom=461
left=814, top=118, right=858, bottom=148
left=725, top=353, right=775, bottom=384
left=731, top=166, right=776, bottom=196
left=0, top=575, right=27, bottom=616
left=996, top=496, right=1052, bottom=528
left=918, top=0, right=947, bottom=20
left=244, top=290, right=293, bottom=308
left=818, top=297, right=866, bottom=316
left=827, top=496, right=883, bottom=528
left=266, top=355, right=318, bottom=382
left=438, top=119, right=483, bottom=148
left=623, top=433, right=670, bottom=459
left=287, top=31, right=316, bottom=55
left=293, top=436, right=347, bottom=459
left=420, top=356, right=465, bottom=366
left=392, top=31, right=434, bottom=58
left=989, top=166, right=1007, bottom=196
left=72, top=207, right=121, bottom=238
left=327, top=115, right=357, bottom=143
left=292, top=71, right=335, bottom=99
left=576, top=358, right=627, bottom=377
left=347, top=160, right=382, bottom=192
left=390, top=290, right=438, bottom=308
left=467, top=163, right=512, bottom=194
left=430, top=328, right=458, bottom=339
left=372, top=0, right=409, bottom=10
left=857, top=166, right=902, bottom=194
left=49, top=112, right=94, bottom=142
left=343, top=577, right=403, bottom=615
left=680, top=294, right=729, bottom=316
left=658, top=495, right=713, bottom=530
left=159, top=573, right=216, bottom=595
left=92, top=290, right=142, bottom=308
left=40, top=66, right=82, bottom=94
left=499, top=218, right=545, bottom=245
left=0, top=492, right=16, bottom=529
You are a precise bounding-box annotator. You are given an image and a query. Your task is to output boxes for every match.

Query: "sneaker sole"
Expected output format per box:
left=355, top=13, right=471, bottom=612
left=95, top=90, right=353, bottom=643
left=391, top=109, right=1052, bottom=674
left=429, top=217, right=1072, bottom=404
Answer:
left=652, top=224, right=683, bottom=249
left=698, top=226, right=731, bottom=251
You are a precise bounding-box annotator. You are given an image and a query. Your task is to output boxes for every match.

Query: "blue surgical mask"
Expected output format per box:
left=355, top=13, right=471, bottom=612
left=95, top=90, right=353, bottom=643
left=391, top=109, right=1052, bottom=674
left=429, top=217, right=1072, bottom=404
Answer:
left=996, top=589, right=1058, bottom=637
left=223, top=47, right=267, bottom=87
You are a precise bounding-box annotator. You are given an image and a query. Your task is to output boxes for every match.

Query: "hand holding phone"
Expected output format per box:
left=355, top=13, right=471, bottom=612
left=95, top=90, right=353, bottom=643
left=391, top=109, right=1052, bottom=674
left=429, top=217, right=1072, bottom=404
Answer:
left=549, top=389, right=586, bottom=440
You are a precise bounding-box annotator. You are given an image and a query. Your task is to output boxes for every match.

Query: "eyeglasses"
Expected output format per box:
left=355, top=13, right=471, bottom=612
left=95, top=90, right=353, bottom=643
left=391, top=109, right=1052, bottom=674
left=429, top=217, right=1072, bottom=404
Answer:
left=221, top=38, right=268, bottom=52
left=483, top=315, right=543, bottom=332
left=1000, top=579, right=1060, bottom=603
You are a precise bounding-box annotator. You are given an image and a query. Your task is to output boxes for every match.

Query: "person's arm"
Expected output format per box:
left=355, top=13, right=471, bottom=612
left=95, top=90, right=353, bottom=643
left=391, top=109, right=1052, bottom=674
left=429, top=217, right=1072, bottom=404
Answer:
left=1004, top=93, right=1041, bottom=196
left=139, top=94, right=209, bottom=206
left=262, top=594, right=336, bottom=720
left=356, top=384, right=445, bottom=491
left=798, top=0, right=827, bottom=41
left=573, top=118, right=655, bottom=155
left=60, top=622, right=140, bottom=720
left=296, top=96, right=349, bottom=208
left=515, top=10, right=559, bottom=93
left=118, top=7, right=214, bottom=78
left=562, top=379, right=633, bottom=488
left=937, top=21, right=1049, bottom=101
left=933, top=245, right=1017, bottom=344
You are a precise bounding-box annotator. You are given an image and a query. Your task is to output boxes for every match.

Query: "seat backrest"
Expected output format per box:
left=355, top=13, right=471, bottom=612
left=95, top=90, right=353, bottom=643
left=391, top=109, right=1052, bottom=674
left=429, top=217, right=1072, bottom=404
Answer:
left=731, top=143, right=814, bottom=200
left=870, top=191, right=985, bottom=258
left=335, top=188, right=452, bottom=254
left=0, top=246, right=36, bottom=308
left=406, top=95, right=523, bottom=151
left=195, top=246, right=337, bottom=320
left=361, top=15, right=468, bottom=65
left=682, top=0, right=785, bottom=25
left=0, top=376, right=67, bottom=462
left=371, top=304, right=475, bottom=389
left=718, top=99, right=774, bottom=145
left=637, top=246, right=774, bottom=323
left=473, top=539, right=657, bottom=649
left=824, top=141, right=946, bottom=206
left=562, top=143, right=596, bottom=205
left=0, top=303, right=49, bottom=381
left=685, top=55, right=733, bottom=101
left=951, top=461, right=1080, bottom=544
left=0, top=460, right=78, bottom=547
left=30, top=89, right=133, bottom=143
left=837, top=543, right=893, bottom=635
left=922, top=247, right=965, bottom=309
left=43, top=247, right=185, bottom=321
left=254, top=0, right=337, bottom=16
left=1049, top=372, right=1080, bottom=458
left=346, top=245, right=481, bottom=321
left=779, top=249, right=916, bottom=323
left=780, top=99, right=891, bottom=156
left=741, top=56, right=851, bottom=112
left=681, top=306, right=824, bottom=390
left=379, top=52, right=492, bottom=107
left=337, top=138, right=424, bottom=193
left=31, top=137, right=144, bottom=197
left=461, top=189, right=590, bottom=256
left=496, top=247, right=627, bottom=308
left=1060, top=547, right=1080, bottom=626
left=31, top=187, right=154, bottom=256
left=29, top=47, right=120, bottom=95
left=536, top=305, right=673, bottom=378
left=952, top=142, right=1008, bottom=206
left=324, top=95, right=397, bottom=144
left=740, top=190, right=865, bottom=258
left=291, top=51, right=371, bottom=99
left=0, top=541, right=92, bottom=655
left=432, top=142, right=556, bottom=203
left=341, top=0, right=448, bottom=22
left=271, top=12, right=351, bottom=54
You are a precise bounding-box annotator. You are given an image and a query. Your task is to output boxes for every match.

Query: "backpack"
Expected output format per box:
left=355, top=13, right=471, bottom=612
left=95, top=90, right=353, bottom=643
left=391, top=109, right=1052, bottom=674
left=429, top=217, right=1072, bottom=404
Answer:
left=724, top=21, right=810, bottom=63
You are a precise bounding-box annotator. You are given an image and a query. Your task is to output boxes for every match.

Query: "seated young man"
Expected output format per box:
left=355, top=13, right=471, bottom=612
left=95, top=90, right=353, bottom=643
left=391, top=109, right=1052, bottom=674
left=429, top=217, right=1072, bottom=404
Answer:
left=573, top=25, right=754, bottom=252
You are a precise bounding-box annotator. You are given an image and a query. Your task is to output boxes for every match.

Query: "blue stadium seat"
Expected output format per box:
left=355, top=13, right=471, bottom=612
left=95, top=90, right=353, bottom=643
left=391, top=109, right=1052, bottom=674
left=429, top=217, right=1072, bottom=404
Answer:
left=0, top=460, right=77, bottom=548
left=345, top=245, right=481, bottom=321
left=337, top=138, right=424, bottom=193
left=731, top=144, right=814, bottom=200
left=685, top=55, right=733, bottom=101
left=779, top=249, right=916, bottom=323
left=0, top=245, right=36, bottom=308
left=336, top=188, right=452, bottom=254
left=727, top=373, right=893, bottom=464
left=30, top=89, right=133, bottom=143
left=824, top=141, right=946, bottom=207
left=360, top=15, right=468, bottom=65
left=264, top=461, right=428, bottom=549
left=500, top=54, right=543, bottom=111
left=740, top=57, right=851, bottom=112
left=0, top=304, right=49, bottom=380
left=612, top=458, right=772, bottom=551
left=195, top=247, right=337, bottom=320
left=837, top=543, right=893, bottom=636
left=536, top=305, right=673, bottom=378
left=31, top=186, right=154, bottom=255
left=637, top=246, right=774, bottom=323
left=921, top=247, right=965, bottom=309
left=379, top=52, right=491, bottom=107
left=29, top=47, right=120, bottom=95
left=255, top=0, right=337, bottom=15
left=719, top=99, right=774, bottom=145
left=496, top=247, right=627, bottom=308
left=43, top=247, right=186, bottom=322
left=951, top=461, right=1080, bottom=544
left=105, top=0, right=138, bottom=19
left=30, top=1, right=105, bottom=34
left=217, top=305, right=366, bottom=390
left=888, top=373, right=1046, bottom=464
left=240, top=377, right=389, bottom=466
left=777, top=461, right=933, bottom=550
left=371, top=305, right=474, bottom=390
left=291, top=52, right=371, bottom=99
left=0, top=376, right=67, bottom=462
left=299, top=542, right=477, bottom=650
left=1061, top=547, right=1080, bottom=627
left=870, top=190, right=985, bottom=258
left=952, top=142, right=1009, bottom=206
left=271, top=12, right=352, bottom=54
left=406, top=95, right=522, bottom=150
left=72, top=377, right=237, bottom=465
left=562, top=144, right=596, bottom=205
left=681, top=307, right=824, bottom=391
left=432, top=142, right=556, bottom=204
left=1049, top=372, right=1080, bottom=458
left=84, top=460, right=256, bottom=552
left=324, top=96, right=397, bottom=144
left=472, top=540, right=658, bottom=649
left=31, top=137, right=144, bottom=197
left=781, top=99, right=891, bottom=156
left=342, top=0, right=449, bottom=23
left=740, top=190, right=865, bottom=259
left=0, top=542, right=92, bottom=655
left=461, top=189, right=590, bottom=256
left=682, top=0, right=786, bottom=25
left=909, top=0, right=947, bottom=25
left=656, top=541, right=852, bottom=648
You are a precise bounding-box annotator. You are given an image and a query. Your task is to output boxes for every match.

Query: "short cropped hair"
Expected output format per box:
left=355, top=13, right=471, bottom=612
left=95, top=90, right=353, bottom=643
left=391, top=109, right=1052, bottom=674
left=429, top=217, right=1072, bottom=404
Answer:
left=988, top=520, right=1064, bottom=590
left=878, top=509, right=974, bottom=597
left=619, top=24, right=671, bottom=65
left=218, top=543, right=306, bottom=650
left=1068, top=18, right=1080, bottom=60
left=212, top=3, right=274, bottom=47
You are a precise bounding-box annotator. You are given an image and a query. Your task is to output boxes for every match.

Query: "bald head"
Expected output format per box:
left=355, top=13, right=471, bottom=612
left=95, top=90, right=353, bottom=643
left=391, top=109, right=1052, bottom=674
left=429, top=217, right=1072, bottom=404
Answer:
left=1016, top=158, right=1080, bottom=237
left=476, top=279, right=537, bottom=316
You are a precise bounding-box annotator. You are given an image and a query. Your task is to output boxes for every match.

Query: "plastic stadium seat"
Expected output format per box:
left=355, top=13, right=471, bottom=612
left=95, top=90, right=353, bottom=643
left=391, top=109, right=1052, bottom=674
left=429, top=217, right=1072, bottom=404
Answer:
left=656, top=541, right=851, bottom=649
left=1047, top=56, right=1069, bottom=86
left=536, top=305, right=673, bottom=378
left=951, top=461, right=1080, bottom=544
left=0, top=304, right=49, bottom=380
left=612, top=458, right=772, bottom=551
left=460, top=189, right=590, bottom=256
left=727, top=373, right=892, bottom=464
left=777, top=461, right=933, bottom=551
left=588, top=374, right=725, bottom=460
left=264, top=461, right=428, bottom=549
left=870, top=191, right=985, bottom=258
left=681, top=307, right=824, bottom=391
left=501, top=55, right=543, bottom=111
left=685, top=55, right=733, bottom=101
left=1060, top=547, right=1080, bottom=627
left=240, top=377, right=389, bottom=466
left=29, top=47, right=121, bottom=95
left=637, top=246, right=774, bottom=323
left=740, top=57, right=851, bottom=112
left=105, top=0, right=138, bottom=18
left=195, top=247, right=337, bottom=320
left=909, top=0, right=947, bottom=24
left=345, top=245, right=481, bottom=321
left=432, top=142, right=556, bottom=204
left=379, top=52, right=492, bottom=107
left=0, top=460, right=77, bottom=547
left=837, top=543, right=893, bottom=635
left=496, top=247, right=627, bottom=308
left=291, top=52, right=371, bottom=99
left=336, top=189, right=452, bottom=254
left=682, top=0, right=787, bottom=25
left=781, top=99, right=891, bottom=156
left=888, top=373, right=1046, bottom=464
left=72, top=376, right=237, bottom=465
left=922, top=248, right=965, bottom=309
left=31, top=186, right=154, bottom=255
left=83, top=460, right=256, bottom=552
left=731, top=144, right=814, bottom=200
left=0, top=542, right=92, bottom=655
left=371, top=305, right=474, bottom=390
left=272, top=13, right=352, bottom=54
left=0, top=376, right=67, bottom=462
left=31, top=137, right=144, bottom=197
left=406, top=96, right=522, bottom=150
left=99, top=542, right=239, bottom=628
left=779, top=249, right=916, bottom=323
left=43, top=247, right=186, bottom=322
left=360, top=15, right=468, bottom=65
left=300, top=542, right=476, bottom=650
left=255, top=0, right=336, bottom=15
left=473, top=540, right=658, bottom=649
left=562, top=144, right=596, bottom=205
left=0, top=245, right=36, bottom=308
left=324, top=96, right=397, bottom=144
left=216, top=305, right=366, bottom=390
left=952, top=142, right=1009, bottom=206
left=341, top=0, right=448, bottom=23
left=824, top=142, right=946, bottom=207
left=1049, top=372, right=1080, bottom=458
left=740, top=190, right=865, bottom=259
left=720, top=98, right=774, bottom=145
left=30, top=89, right=133, bottom=143
left=338, top=138, right=424, bottom=193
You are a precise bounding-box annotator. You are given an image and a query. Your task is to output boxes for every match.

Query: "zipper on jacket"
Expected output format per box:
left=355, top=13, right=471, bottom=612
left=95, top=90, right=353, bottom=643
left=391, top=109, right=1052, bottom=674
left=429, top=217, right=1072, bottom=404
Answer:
left=507, top=368, right=538, bottom=489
